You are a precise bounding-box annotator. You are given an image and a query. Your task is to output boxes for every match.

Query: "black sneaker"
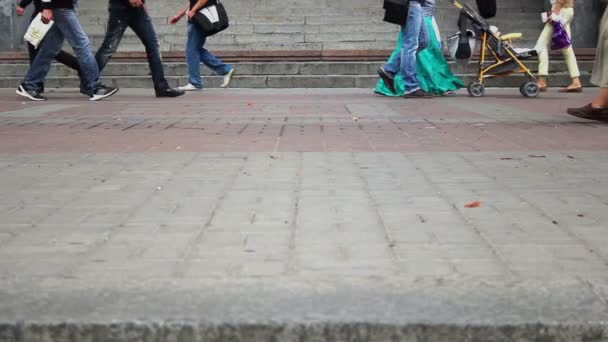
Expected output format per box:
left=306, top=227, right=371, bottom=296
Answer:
left=377, top=67, right=396, bottom=94
left=403, top=89, right=434, bottom=98
left=16, top=85, right=47, bottom=101
left=155, top=87, right=186, bottom=98
left=90, top=85, right=119, bottom=101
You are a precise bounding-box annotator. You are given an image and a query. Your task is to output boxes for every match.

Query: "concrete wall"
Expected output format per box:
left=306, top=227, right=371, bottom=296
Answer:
left=0, top=0, right=601, bottom=54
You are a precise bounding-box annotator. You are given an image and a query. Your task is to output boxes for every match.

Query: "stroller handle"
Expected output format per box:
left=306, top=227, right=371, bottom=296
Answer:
left=449, top=0, right=464, bottom=9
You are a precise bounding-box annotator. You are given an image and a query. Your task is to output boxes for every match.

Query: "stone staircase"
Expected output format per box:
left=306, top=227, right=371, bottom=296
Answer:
left=7, top=0, right=547, bottom=54
left=6, top=0, right=587, bottom=90
left=0, top=60, right=594, bottom=89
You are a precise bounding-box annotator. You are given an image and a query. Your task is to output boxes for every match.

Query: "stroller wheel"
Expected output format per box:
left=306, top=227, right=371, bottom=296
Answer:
left=520, top=82, right=540, bottom=98
left=468, top=82, right=485, bottom=97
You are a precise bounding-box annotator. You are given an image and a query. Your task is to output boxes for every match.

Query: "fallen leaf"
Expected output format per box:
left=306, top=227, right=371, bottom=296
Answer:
left=464, top=201, right=481, bottom=208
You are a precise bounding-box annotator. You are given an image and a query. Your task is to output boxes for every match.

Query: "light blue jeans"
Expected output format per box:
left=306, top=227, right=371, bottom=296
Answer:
left=384, top=1, right=429, bottom=94
left=186, top=22, right=232, bottom=89
left=22, top=8, right=99, bottom=96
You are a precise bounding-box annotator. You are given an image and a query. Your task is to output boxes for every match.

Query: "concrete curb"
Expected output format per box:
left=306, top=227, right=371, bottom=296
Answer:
left=1, top=321, right=607, bottom=342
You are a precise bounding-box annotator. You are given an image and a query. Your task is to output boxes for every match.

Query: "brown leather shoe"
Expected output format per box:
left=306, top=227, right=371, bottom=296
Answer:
left=559, top=87, right=583, bottom=93
left=567, top=104, right=608, bottom=122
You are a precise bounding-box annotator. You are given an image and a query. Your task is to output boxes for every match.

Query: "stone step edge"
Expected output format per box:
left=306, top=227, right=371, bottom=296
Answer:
left=1, top=75, right=593, bottom=89
left=0, top=73, right=592, bottom=80
left=0, top=48, right=598, bottom=63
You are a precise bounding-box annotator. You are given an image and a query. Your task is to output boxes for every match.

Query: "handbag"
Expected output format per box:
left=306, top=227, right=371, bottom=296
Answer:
left=383, top=0, right=409, bottom=26
left=550, top=21, right=571, bottom=50
left=24, top=13, right=54, bottom=49
left=193, top=0, right=229, bottom=36
left=476, top=0, right=496, bottom=19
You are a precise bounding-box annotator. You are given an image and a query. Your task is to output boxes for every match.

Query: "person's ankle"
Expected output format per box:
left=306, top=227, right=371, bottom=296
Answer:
left=570, top=77, right=582, bottom=88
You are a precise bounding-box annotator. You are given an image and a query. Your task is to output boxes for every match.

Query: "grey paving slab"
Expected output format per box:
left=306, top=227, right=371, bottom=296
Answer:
left=0, top=90, right=608, bottom=340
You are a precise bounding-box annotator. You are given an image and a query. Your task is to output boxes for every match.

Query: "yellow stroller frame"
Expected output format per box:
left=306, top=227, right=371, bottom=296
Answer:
left=449, top=0, right=540, bottom=97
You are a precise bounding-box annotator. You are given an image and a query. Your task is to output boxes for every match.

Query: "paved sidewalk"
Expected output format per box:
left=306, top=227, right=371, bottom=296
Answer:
left=1, top=89, right=608, bottom=341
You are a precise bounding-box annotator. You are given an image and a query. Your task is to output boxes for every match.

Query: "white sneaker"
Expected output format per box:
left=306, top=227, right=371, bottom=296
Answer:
left=178, top=83, right=203, bottom=91
left=220, top=68, right=234, bottom=88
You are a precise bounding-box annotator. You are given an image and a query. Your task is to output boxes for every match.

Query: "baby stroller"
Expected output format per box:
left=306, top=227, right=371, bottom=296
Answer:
left=449, top=0, right=540, bottom=97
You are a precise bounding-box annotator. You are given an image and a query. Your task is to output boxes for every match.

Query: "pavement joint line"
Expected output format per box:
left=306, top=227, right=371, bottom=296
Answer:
left=286, top=152, right=303, bottom=275
left=171, top=155, right=249, bottom=279
left=400, top=152, right=516, bottom=277
left=458, top=153, right=608, bottom=269
left=0, top=154, right=122, bottom=248
left=273, top=118, right=288, bottom=154
left=60, top=153, right=200, bottom=278
left=345, top=104, right=378, bottom=153
left=581, top=278, right=608, bottom=308
left=352, top=152, right=399, bottom=270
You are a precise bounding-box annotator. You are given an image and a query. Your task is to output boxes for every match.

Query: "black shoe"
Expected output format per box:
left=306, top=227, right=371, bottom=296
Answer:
left=16, top=85, right=47, bottom=101
left=90, top=85, right=119, bottom=101
left=155, top=87, right=186, bottom=98
left=377, top=67, right=396, bottom=94
left=403, top=89, right=434, bottom=98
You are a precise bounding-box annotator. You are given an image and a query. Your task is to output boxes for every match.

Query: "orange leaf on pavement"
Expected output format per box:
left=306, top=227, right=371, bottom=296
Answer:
left=465, top=201, right=481, bottom=208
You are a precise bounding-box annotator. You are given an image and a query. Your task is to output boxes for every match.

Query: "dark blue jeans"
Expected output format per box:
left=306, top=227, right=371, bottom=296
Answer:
left=186, top=22, right=232, bottom=89
left=95, top=6, right=169, bottom=91
left=384, top=1, right=429, bottom=94
left=22, top=8, right=99, bottom=96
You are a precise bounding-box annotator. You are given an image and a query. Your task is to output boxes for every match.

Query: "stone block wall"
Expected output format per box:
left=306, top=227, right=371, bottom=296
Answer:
left=0, top=0, right=601, bottom=54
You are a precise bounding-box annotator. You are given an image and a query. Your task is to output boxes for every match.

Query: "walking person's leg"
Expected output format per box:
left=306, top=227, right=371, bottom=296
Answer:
left=198, top=37, right=234, bottom=88
left=95, top=8, right=129, bottom=73
left=535, top=23, right=552, bottom=90
left=378, top=2, right=428, bottom=97
left=55, top=50, right=80, bottom=73
left=129, top=8, right=184, bottom=97
left=17, top=25, right=64, bottom=101
left=567, top=8, right=608, bottom=120
left=400, top=1, right=429, bottom=97
left=559, top=8, right=582, bottom=92
left=181, top=22, right=204, bottom=90
left=54, top=8, right=118, bottom=100
left=27, top=42, right=37, bottom=65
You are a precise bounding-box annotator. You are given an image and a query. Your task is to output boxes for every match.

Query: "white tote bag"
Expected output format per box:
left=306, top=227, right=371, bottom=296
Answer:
left=24, top=13, right=54, bottom=49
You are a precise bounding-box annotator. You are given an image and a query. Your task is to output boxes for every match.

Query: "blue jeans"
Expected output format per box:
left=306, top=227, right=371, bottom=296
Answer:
left=96, top=6, right=169, bottom=91
left=186, top=22, right=232, bottom=89
left=384, top=1, right=429, bottom=94
left=22, top=8, right=99, bottom=96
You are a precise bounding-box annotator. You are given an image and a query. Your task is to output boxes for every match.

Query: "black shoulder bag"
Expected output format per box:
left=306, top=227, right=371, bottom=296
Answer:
left=383, top=0, right=409, bottom=26
left=193, top=0, right=229, bottom=36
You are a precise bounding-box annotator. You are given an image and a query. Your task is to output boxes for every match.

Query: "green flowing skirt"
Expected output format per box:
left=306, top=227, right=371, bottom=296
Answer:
left=375, top=16, right=463, bottom=96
